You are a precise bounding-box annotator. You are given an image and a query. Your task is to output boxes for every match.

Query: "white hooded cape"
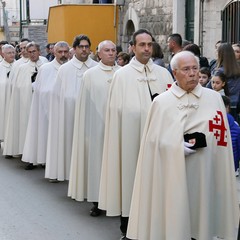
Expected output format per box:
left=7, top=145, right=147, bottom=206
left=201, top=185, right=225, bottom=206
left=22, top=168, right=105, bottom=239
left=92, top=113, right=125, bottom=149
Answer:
left=127, top=83, right=239, bottom=240
left=3, top=57, right=48, bottom=155
left=98, top=57, right=173, bottom=217
left=22, top=59, right=61, bottom=164
left=0, top=60, right=14, bottom=140
left=68, top=61, right=121, bottom=202
left=45, top=55, right=97, bottom=181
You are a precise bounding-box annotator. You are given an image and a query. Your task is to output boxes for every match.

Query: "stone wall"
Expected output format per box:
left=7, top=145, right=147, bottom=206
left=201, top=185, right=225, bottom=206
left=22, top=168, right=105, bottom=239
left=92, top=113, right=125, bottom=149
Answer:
left=119, top=0, right=232, bottom=62
left=202, top=0, right=228, bottom=61
left=23, top=25, right=48, bottom=56
left=119, top=0, right=173, bottom=62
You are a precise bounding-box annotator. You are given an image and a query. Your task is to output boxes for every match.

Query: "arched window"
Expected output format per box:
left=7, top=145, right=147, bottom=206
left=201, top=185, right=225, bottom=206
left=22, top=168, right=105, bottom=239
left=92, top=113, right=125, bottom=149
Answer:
left=126, top=20, right=135, bottom=41
left=222, top=0, right=240, bottom=43
left=185, top=0, right=195, bottom=42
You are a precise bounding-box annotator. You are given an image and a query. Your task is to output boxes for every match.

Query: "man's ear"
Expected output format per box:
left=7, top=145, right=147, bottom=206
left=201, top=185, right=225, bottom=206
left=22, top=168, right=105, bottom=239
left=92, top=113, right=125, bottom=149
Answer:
left=132, top=45, right=136, bottom=55
left=172, top=69, right=177, bottom=79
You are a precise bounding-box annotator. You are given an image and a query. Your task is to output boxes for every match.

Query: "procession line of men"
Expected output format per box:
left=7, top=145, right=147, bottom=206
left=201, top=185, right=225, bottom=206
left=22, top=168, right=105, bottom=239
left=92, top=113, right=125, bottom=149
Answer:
left=0, top=29, right=239, bottom=240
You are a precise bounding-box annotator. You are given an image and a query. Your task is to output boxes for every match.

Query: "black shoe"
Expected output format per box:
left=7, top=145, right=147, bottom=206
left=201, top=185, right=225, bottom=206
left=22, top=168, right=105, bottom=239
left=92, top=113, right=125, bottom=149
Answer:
left=25, top=163, right=36, bottom=170
left=5, top=155, right=13, bottom=159
left=120, top=235, right=130, bottom=240
left=90, top=205, right=102, bottom=217
left=48, top=179, right=59, bottom=183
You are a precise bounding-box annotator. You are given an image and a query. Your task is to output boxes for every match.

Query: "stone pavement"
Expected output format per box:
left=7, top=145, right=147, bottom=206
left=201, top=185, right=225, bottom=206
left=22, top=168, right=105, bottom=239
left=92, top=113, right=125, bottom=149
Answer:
left=0, top=151, right=119, bottom=240
left=0, top=149, right=239, bottom=240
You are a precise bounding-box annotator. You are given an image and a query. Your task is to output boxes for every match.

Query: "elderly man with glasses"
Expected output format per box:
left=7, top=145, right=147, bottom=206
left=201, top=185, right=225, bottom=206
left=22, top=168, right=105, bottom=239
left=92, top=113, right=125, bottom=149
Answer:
left=127, top=51, right=239, bottom=240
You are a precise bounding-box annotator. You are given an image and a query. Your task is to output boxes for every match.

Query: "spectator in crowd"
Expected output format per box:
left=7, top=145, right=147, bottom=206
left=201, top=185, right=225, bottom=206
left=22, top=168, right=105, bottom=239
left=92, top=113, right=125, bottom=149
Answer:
left=68, top=47, right=75, bottom=60
left=45, top=43, right=55, bottom=61
left=151, top=42, right=165, bottom=67
left=232, top=43, right=240, bottom=66
left=116, top=45, right=123, bottom=55
left=212, top=43, right=240, bottom=122
left=222, top=95, right=240, bottom=177
left=183, top=43, right=209, bottom=69
left=199, top=67, right=211, bottom=87
left=167, top=33, right=182, bottom=55
left=209, top=40, right=222, bottom=74
left=117, top=52, right=130, bottom=66
left=167, top=33, right=182, bottom=78
left=128, top=40, right=135, bottom=59
left=211, top=69, right=229, bottom=96
left=182, top=39, right=191, bottom=48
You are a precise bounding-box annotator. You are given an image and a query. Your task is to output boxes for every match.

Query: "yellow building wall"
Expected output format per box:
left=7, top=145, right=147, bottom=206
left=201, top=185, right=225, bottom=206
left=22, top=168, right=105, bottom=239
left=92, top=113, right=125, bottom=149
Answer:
left=0, top=28, right=5, bottom=40
left=47, top=4, right=118, bottom=52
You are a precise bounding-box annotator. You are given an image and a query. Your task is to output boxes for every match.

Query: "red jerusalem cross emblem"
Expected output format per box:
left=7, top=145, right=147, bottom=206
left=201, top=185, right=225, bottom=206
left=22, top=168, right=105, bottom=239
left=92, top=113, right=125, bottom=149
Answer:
left=209, top=111, right=227, bottom=146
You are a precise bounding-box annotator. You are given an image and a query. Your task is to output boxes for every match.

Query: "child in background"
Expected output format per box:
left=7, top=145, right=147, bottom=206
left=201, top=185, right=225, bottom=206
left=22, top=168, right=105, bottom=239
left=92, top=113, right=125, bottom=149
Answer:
left=222, top=95, right=240, bottom=177
left=211, top=70, right=229, bottom=96
left=199, top=67, right=211, bottom=87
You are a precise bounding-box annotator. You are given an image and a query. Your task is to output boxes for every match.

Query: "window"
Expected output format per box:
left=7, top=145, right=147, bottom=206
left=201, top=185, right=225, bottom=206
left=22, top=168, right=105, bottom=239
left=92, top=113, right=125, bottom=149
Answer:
left=185, top=0, right=195, bottom=42
left=222, top=0, right=240, bottom=43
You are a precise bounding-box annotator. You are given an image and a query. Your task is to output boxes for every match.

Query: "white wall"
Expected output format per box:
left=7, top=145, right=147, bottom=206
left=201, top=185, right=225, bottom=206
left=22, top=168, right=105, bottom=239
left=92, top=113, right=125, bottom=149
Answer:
left=29, top=0, right=58, bottom=20
left=2, top=0, right=19, bottom=25
left=172, top=0, right=185, bottom=37
left=202, top=0, right=229, bottom=60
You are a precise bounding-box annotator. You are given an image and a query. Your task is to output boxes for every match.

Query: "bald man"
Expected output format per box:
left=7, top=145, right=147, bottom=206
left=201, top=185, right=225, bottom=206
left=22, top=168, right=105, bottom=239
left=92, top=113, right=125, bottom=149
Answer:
left=68, top=40, right=120, bottom=216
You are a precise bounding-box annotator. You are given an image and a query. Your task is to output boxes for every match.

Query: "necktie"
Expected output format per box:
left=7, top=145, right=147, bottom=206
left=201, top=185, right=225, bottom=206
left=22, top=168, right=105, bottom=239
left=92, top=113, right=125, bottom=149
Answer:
left=31, top=67, right=38, bottom=83
left=7, top=71, right=10, bottom=78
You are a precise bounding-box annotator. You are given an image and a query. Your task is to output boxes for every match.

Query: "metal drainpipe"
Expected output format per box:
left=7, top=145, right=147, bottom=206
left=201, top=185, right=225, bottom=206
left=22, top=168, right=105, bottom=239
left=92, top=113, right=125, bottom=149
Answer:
left=199, top=0, right=205, bottom=55
left=19, top=0, right=22, bottom=39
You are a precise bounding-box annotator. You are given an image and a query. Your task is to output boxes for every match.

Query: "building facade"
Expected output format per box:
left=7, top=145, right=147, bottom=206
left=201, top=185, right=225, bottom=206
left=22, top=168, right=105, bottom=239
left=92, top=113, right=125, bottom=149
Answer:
left=1, top=0, right=239, bottom=61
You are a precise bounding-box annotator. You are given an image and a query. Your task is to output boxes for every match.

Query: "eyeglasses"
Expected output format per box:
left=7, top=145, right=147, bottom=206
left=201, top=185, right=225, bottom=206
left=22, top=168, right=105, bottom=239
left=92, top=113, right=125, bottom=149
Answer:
left=78, top=45, right=90, bottom=49
left=177, top=66, right=199, bottom=74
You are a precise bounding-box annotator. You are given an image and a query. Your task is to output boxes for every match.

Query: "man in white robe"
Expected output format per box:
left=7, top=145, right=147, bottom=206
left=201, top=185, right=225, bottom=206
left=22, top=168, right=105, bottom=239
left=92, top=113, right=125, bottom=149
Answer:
left=9, top=38, right=47, bottom=87
left=127, top=51, right=239, bottom=240
left=0, top=44, right=15, bottom=140
left=45, top=35, right=97, bottom=181
left=98, top=29, right=173, bottom=239
left=1, top=39, right=31, bottom=152
left=68, top=40, right=120, bottom=216
left=9, top=39, right=31, bottom=86
left=21, top=41, right=69, bottom=168
left=3, top=42, right=48, bottom=158
left=0, top=41, right=9, bottom=63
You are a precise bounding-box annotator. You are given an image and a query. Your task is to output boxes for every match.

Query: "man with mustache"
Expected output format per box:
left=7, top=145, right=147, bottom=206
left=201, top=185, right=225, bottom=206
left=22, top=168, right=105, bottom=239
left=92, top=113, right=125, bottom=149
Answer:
left=22, top=41, right=70, bottom=169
